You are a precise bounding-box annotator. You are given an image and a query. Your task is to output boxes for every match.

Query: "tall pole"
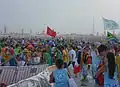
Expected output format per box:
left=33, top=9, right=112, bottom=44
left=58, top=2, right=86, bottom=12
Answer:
left=21, top=28, right=24, bottom=38
left=4, top=26, right=7, bottom=34
left=103, top=17, right=106, bottom=36
left=92, top=17, right=95, bottom=35
left=30, top=29, right=32, bottom=39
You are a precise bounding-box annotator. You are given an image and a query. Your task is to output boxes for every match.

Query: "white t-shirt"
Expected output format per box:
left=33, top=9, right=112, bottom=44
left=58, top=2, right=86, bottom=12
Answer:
left=17, top=61, right=25, bottom=66
left=51, top=47, right=56, bottom=54
left=22, top=40, right=25, bottom=45
left=69, top=49, right=76, bottom=61
left=33, top=57, right=40, bottom=64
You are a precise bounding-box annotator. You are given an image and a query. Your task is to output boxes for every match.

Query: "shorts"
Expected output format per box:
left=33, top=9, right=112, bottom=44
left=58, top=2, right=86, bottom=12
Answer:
left=72, top=61, right=75, bottom=68
left=77, top=59, right=81, bottom=64
left=64, top=62, right=67, bottom=68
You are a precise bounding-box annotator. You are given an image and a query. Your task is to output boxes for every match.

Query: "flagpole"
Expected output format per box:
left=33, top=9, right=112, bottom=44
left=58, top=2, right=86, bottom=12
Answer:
left=104, top=25, right=107, bottom=37
left=103, top=21, right=107, bottom=37
left=92, top=17, right=95, bottom=35
left=103, top=17, right=106, bottom=36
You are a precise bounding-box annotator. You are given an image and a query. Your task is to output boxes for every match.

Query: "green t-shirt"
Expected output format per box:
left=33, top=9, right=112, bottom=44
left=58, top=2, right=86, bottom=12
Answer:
left=14, top=47, right=21, bottom=55
left=43, top=52, right=51, bottom=66
left=47, top=46, right=52, bottom=56
left=55, top=50, right=62, bottom=59
left=0, top=42, right=4, bottom=48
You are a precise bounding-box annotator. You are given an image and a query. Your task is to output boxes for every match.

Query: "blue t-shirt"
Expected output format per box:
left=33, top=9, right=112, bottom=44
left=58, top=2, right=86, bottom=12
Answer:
left=9, top=56, right=17, bottom=66
left=53, top=69, right=69, bottom=87
left=92, top=56, right=101, bottom=76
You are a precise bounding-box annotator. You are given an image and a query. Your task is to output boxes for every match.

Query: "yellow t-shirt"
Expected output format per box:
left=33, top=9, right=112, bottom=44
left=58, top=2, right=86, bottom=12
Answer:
left=116, top=56, right=120, bottom=72
left=26, top=50, right=31, bottom=61
left=62, top=50, right=68, bottom=62
left=3, top=55, right=10, bottom=61
left=1, top=48, right=11, bottom=61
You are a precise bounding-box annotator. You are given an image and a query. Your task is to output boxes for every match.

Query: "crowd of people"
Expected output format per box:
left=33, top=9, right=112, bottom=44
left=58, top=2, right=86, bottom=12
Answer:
left=48, top=38, right=120, bottom=87
left=0, top=36, right=120, bottom=87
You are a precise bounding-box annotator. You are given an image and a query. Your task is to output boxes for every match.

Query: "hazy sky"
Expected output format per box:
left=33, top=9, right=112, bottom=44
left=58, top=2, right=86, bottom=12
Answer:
left=0, top=0, right=120, bottom=34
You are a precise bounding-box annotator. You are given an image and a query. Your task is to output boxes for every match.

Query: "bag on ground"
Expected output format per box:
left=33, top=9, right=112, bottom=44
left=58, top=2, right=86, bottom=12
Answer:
left=69, top=78, right=78, bottom=87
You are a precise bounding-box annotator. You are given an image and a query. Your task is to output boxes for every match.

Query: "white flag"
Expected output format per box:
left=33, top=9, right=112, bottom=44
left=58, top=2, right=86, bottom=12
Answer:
left=103, top=17, right=119, bottom=30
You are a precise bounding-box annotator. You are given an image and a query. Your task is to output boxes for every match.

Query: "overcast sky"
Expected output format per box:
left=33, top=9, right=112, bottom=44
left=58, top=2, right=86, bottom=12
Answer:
left=0, top=0, right=120, bottom=34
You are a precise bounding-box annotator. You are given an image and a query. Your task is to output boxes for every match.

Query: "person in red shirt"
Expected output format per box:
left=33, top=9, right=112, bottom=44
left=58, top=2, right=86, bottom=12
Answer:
left=87, top=55, right=92, bottom=70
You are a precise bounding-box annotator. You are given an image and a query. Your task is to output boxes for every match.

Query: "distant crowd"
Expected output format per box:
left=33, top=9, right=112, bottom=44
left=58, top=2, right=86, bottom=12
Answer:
left=0, top=36, right=120, bottom=87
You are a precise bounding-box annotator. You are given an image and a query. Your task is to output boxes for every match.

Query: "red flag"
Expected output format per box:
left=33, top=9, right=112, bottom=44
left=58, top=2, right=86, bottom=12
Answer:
left=47, top=26, right=56, bottom=37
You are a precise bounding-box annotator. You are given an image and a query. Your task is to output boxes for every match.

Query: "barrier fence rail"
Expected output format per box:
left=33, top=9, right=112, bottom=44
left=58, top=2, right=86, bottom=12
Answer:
left=8, top=66, right=53, bottom=87
left=0, top=64, right=48, bottom=86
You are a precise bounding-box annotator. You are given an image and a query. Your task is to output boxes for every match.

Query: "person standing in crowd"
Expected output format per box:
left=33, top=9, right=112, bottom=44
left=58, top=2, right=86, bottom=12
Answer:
left=21, top=38, right=25, bottom=46
left=104, top=52, right=118, bottom=87
left=86, top=54, right=92, bottom=71
left=14, top=44, right=21, bottom=56
left=62, top=46, right=69, bottom=68
left=1, top=46, right=11, bottom=66
left=116, top=50, right=120, bottom=81
left=15, top=55, right=24, bottom=66
left=68, top=45, right=76, bottom=67
left=76, top=46, right=82, bottom=65
left=43, top=49, right=52, bottom=66
left=9, top=46, right=18, bottom=66
left=54, top=46, right=62, bottom=60
left=46, top=44, right=52, bottom=64
left=49, top=59, right=69, bottom=87
left=64, top=44, right=69, bottom=65
left=23, top=48, right=31, bottom=66
left=95, top=44, right=108, bottom=86
left=91, top=44, right=98, bottom=77
left=80, top=47, right=89, bottom=81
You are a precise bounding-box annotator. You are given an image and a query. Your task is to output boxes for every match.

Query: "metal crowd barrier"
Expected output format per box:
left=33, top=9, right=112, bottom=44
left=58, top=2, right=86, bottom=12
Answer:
left=7, top=67, right=52, bottom=87
left=0, top=64, right=48, bottom=86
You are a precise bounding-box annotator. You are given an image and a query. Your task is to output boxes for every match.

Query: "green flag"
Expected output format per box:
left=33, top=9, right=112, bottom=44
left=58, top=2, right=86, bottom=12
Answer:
left=107, top=32, right=118, bottom=43
left=107, top=32, right=116, bottom=39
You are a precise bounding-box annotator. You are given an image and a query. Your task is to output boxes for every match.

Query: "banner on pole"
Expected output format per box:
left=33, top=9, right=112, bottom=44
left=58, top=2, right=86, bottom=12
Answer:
left=103, top=17, right=119, bottom=30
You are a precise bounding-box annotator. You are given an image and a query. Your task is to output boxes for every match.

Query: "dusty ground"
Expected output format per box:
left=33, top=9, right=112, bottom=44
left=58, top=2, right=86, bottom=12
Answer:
left=74, top=76, right=97, bottom=87
left=48, top=65, right=97, bottom=87
left=71, top=72, right=96, bottom=87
